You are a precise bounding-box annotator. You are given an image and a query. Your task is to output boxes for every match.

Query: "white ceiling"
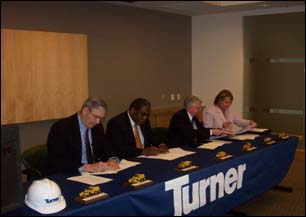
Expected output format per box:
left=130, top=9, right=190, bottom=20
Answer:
left=101, top=1, right=305, bottom=16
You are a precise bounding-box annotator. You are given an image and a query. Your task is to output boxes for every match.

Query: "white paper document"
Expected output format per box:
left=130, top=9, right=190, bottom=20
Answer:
left=229, top=133, right=260, bottom=140
left=198, top=140, right=232, bottom=150
left=248, top=128, right=269, bottom=133
left=209, top=134, right=228, bottom=140
left=227, top=124, right=252, bottom=135
left=81, top=159, right=141, bottom=175
left=117, top=159, right=141, bottom=171
left=67, top=175, right=113, bottom=185
left=138, top=147, right=195, bottom=160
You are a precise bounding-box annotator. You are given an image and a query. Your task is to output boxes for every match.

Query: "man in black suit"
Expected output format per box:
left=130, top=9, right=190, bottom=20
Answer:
left=168, top=96, right=222, bottom=147
left=106, top=98, right=162, bottom=159
left=47, top=96, right=120, bottom=174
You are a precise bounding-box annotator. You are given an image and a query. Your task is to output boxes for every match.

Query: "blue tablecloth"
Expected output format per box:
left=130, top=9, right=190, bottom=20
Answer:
left=5, top=135, right=298, bottom=216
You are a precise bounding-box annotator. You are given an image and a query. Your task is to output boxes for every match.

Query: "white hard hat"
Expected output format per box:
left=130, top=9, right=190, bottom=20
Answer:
left=25, top=178, right=66, bottom=214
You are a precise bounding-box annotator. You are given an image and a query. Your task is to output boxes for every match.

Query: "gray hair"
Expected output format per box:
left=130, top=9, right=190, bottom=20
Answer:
left=81, top=96, right=108, bottom=112
left=184, top=96, right=202, bottom=109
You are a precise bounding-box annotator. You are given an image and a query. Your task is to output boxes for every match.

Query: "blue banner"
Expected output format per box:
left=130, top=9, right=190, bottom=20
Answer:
left=5, top=135, right=298, bottom=216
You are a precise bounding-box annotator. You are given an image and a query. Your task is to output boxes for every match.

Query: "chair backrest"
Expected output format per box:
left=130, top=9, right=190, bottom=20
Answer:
left=20, top=144, right=48, bottom=180
left=151, top=127, right=169, bottom=145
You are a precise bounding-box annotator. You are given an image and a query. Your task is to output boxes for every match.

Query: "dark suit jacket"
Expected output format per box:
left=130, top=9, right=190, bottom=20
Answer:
left=167, top=109, right=211, bottom=147
left=106, top=112, right=154, bottom=159
left=47, top=113, right=113, bottom=174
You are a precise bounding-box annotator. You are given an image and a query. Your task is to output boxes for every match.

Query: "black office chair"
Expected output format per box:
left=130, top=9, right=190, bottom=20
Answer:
left=151, top=127, right=169, bottom=145
left=20, top=144, right=48, bottom=181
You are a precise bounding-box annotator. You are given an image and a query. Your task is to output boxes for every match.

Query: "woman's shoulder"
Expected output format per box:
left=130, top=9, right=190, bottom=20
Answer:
left=205, top=105, right=218, bottom=114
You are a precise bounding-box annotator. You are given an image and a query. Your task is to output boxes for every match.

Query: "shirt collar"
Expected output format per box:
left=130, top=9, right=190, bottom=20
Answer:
left=77, top=113, right=87, bottom=132
left=187, top=111, right=194, bottom=122
left=127, top=111, right=136, bottom=127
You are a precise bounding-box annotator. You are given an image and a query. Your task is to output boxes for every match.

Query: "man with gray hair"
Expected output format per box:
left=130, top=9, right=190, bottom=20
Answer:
left=168, top=96, right=222, bottom=147
left=47, top=96, right=120, bottom=175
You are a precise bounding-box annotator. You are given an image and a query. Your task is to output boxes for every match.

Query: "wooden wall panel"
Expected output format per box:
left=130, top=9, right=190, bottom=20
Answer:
left=1, top=29, right=88, bottom=124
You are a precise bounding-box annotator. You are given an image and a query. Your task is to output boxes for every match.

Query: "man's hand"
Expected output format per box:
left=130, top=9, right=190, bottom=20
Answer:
left=221, top=129, right=234, bottom=136
left=83, top=161, right=108, bottom=173
left=142, top=146, right=160, bottom=156
left=159, top=143, right=169, bottom=154
left=212, top=128, right=222, bottom=136
left=106, top=160, right=121, bottom=170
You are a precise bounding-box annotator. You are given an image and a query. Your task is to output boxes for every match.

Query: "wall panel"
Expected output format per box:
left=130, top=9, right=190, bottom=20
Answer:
left=1, top=29, right=88, bottom=124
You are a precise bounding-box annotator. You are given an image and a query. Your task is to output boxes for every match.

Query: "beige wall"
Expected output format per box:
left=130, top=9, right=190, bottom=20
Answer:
left=1, top=1, right=191, bottom=152
left=192, top=13, right=243, bottom=115
left=192, top=6, right=305, bottom=118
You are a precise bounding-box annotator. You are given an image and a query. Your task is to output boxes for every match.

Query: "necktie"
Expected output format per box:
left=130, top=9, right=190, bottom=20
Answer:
left=134, top=124, right=143, bottom=149
left=85, top=129, right=93, bottom=164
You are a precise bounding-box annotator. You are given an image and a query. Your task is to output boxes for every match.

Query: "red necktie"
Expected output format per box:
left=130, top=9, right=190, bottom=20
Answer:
left=85, top=129, right=93, bottom=164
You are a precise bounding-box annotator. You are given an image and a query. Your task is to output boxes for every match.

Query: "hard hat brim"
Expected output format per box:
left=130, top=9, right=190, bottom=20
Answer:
left=25, top=195, right=66, bottom=214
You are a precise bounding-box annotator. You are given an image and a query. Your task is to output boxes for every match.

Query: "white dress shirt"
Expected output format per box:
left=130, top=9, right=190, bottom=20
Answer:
left=127, top=112, right=144, bottom=148
left=187, top=112, right=198, bottom=130
left=77, top=114, right=93, bottom=164
left=187, top=111, right=212, bottom=135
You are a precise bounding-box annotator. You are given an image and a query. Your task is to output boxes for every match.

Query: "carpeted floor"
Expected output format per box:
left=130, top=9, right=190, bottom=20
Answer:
left=233, top=158, right=305, bottom=216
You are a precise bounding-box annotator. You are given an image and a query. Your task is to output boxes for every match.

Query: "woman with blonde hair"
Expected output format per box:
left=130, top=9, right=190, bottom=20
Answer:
left=204, top=89, right=257, bottom=132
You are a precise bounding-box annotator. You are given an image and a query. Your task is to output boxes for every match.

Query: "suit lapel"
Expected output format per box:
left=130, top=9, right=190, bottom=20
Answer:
left=124, top=113, right=136, bottom=146
left=91, top=127, right=100, bottom=162
left=140, top=123, right=149, bottom=147
left=194, top=117, right=201, bottom=129
left=183, top=109, right=194, bottom=130
left=72, top=114, right=82, bottom=160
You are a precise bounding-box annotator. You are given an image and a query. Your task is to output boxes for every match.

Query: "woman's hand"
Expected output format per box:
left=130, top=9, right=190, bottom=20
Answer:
left=222, top=121, right=232, bottom=129
left=250, top=120, right=257, bottom=128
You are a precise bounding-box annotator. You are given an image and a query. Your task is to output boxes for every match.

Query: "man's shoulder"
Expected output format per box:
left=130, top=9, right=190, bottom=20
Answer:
left=108, top=112, right=128, bottom=125
left=48, top=113, right=78, bottom=138
left=169, top=109, right=188, bottom=126
left=52, top=113, right=78, bottom=129
left=173, top=109, right=187, bottom=118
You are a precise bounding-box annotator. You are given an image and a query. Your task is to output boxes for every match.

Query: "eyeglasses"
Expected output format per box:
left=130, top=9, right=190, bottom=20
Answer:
left=89, top=111, right=104, bottom=120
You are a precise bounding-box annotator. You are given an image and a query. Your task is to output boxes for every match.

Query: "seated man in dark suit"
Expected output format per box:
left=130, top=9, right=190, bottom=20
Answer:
left=106, top=98, right=162, bottom=159
left=47, top=96, right=120, bottom=174
left=168, top=96, right=222, bottom=147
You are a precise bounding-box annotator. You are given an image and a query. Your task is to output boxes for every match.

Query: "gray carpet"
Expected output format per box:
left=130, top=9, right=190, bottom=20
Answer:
left=234, top=158, right=305, bottom=216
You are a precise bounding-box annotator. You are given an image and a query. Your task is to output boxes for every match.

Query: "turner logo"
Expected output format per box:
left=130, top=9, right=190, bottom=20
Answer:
left=45, top=197, right=59, bottom=204
left=165, top=163, right=246, bottom=216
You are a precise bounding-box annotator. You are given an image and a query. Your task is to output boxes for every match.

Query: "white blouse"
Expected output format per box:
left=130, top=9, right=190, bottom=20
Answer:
left=204, top=105, right=251, bottom=129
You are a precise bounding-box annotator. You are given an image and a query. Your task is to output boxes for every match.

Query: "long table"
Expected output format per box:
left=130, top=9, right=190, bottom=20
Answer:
left=5, top=134, right=298, bottom=216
